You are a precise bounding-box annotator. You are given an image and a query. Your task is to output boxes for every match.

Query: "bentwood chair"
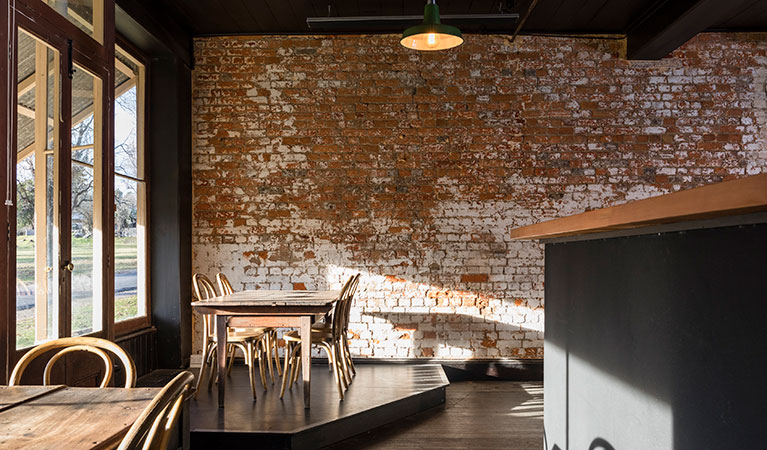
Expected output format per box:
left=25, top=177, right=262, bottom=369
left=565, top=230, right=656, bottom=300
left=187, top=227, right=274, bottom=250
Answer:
left=312, top=274, right=360, bottom=384
left=117, top=371, right=194, bottom=450
left=309, top=274, right=360, bottom=382
left=281, top=274, right=360, bottom=400
left=216, top=272, right=282, bottom=382
left=338, top=274, right=360, bottom=379
left=10, top=336, right=137, bottom=388
left=193, top=273, right=267, bottom=399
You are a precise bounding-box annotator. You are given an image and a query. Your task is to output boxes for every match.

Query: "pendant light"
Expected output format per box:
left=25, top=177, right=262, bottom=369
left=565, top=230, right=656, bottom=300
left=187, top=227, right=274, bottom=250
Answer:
left=400, top=0, right=463, bottom=51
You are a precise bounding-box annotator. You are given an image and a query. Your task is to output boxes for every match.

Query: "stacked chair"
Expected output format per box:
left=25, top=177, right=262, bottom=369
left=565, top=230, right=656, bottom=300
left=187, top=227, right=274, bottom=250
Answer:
left=280, top=274, right=360, bottom=400
left=192, top=273, right=268, bottom=399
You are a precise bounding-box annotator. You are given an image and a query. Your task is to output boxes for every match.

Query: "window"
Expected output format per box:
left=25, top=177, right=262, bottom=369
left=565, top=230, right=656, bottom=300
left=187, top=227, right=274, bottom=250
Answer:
left=14, top=28, right=107, bottom=347
left=70, top=63, right=103, bottom=337
left=15, top=29, right=60, bottom=348
left=8, top=1, right=151, bottom=367
left=39, top=0, right=104, bottom=43
left=113, top=45, right=148, bottom=329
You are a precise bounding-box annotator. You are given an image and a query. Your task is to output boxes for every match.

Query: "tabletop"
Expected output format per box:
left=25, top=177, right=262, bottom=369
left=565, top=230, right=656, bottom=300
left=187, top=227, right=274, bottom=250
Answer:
left=0, top=385, right=64, bottom=412
left=0, top=386, right=159, bottom=450
left=191, top=290, right=341, bottom=308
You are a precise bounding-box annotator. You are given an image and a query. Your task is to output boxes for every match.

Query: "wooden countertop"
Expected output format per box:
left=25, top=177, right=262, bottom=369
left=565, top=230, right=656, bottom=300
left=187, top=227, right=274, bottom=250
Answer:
left=509, top=174, right=767, bottom=240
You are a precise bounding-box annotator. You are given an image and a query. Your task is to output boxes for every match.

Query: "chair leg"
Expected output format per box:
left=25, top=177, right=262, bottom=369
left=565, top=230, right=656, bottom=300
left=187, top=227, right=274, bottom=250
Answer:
left=247, top=341, right=257, bottom=400
left=227, top=344, right=236, bottom=376
left=323, top=342, right=344, bottom=400
left=272, top=330, right=282, bottom=376
left=290, top=344, right=301, bottom=385
left=265, top=333, right=275, bottom=383
left=332, top=343, right=347, bottom=391
left=337, top=340, right=352, bottom=387
left=207, top=346, right=218, bottom=391
left=279, top=342, right=292, bottom=399
left=257, top=340, right=268, bottom=390
left=336, top=342, right=350, bottom=390
left=344, top=336, right=356, bottom=376
left=194, top=342, right=210, bottom=399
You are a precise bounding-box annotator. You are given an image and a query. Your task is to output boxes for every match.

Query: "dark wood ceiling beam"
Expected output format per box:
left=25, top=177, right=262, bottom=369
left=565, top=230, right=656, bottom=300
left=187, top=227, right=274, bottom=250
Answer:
left=115, top=0, right=193, bottom=67
left=626, top=0, right=757, bottom=60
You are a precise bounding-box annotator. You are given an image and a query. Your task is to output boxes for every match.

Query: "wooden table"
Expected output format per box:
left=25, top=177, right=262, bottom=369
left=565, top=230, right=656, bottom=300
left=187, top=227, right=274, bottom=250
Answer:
left=191, top=290, right=339, bottom=409
left=0, top=385, right=160, bottom=449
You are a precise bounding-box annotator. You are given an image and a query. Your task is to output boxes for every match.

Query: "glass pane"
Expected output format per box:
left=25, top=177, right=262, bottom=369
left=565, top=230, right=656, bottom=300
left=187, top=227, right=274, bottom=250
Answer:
left=16, top=29, right=59, bottom=348
left=114, top=46, right=146, bottom=322
left=71, top=64, right=102, bottom=336
left=114, top=47, right=141, bottom=179
left=114, top=178, right=146, bottom=321
left=40, top=0, right=102, bottom=43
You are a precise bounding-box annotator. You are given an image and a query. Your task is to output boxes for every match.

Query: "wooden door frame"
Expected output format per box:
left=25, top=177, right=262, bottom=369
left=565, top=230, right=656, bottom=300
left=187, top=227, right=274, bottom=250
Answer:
left=9, top=12, right=71, bottom=365
left=3, top=0, right=116, bottom=377
left=1, top=0, right=9, bottom=385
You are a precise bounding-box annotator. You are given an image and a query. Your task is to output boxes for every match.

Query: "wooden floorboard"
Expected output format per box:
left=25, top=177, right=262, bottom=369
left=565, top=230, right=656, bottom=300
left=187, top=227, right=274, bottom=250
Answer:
left=323, top=381, right=543, bottom=450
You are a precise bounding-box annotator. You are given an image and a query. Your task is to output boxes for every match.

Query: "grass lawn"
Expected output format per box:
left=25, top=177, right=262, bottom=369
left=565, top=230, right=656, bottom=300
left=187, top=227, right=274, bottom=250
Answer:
left=16, top=235, right=138, bottom=283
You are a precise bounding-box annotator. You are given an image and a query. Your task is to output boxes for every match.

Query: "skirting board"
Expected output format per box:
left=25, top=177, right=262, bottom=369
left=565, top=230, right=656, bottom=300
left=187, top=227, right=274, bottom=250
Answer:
left=188, top=355, right=542, bottom=382
left=351, top=358, right=543, bottom=381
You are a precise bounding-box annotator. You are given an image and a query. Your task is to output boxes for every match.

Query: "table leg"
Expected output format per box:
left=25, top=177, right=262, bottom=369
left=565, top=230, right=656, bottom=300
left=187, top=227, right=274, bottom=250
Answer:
left=301, top=315, right=312, bottom=408
left=217, top=315, right=228, bottom=408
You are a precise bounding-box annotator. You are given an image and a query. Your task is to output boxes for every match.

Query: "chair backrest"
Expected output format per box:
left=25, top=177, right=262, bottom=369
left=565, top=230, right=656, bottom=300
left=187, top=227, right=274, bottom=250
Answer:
left=340, top=274, right=360, bottom=334
left=192, top=273, right=219, bottom=339
left=9, top=336, right=137, bottom=388
left=216, top=272, right=234, bottom=295
left=117, top=371, right=194, bottom=450
left=331, top=274, right=360, bottom=340
left=192, top=273, right=218, bottom=301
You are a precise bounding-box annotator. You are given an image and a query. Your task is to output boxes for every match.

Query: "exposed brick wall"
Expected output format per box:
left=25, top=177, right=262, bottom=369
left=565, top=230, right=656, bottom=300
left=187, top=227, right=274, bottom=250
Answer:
left=191, top=33, right=767, bottom=359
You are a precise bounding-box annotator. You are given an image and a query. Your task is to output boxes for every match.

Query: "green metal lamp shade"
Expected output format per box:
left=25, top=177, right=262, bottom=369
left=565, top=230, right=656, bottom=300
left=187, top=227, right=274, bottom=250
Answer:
left=400, top=2, right=463, bottom=51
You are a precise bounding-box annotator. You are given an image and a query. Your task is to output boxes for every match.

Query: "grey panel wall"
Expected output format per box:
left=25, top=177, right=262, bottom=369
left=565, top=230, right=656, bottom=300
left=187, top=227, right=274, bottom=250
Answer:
left=544, top=222, right=767, bottom=450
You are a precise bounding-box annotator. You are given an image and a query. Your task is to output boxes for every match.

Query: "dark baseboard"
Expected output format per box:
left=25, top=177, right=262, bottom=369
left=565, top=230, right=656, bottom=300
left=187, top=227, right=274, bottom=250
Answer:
left=313, top=358, right=543, bottom=382
left=183, top=357, right=544, bottom=383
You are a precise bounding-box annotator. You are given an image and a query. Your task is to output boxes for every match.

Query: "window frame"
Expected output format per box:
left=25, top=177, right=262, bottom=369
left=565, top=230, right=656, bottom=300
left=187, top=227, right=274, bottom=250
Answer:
left=2, top=0, right=144, bottom=363
left=113, top=35, right=151, bottom=337
left=9, top=3, right=113, bottom=353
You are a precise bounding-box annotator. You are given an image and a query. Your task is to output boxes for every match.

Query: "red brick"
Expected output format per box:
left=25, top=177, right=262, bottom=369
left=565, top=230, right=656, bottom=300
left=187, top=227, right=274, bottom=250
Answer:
left=461, top=274, right=489, bottom=283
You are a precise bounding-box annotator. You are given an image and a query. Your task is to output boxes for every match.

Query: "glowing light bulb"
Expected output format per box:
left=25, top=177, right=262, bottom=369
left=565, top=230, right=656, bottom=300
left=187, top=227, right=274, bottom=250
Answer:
left=426, top=33, right=438, bottom=48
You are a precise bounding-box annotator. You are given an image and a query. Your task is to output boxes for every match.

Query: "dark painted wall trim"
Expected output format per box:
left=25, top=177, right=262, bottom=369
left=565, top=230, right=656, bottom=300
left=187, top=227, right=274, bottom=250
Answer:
left=115, top=0, right=192, bottom=67
left=116, top=4, right=193, bottom=369
left=302, top=358, right=543, bottom=382
left=148, top=57, right=192, bottom=369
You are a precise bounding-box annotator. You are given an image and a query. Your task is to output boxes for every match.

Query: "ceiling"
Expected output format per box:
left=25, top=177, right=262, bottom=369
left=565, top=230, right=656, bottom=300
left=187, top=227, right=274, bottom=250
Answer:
left=156, top=0, right=767, bottom=59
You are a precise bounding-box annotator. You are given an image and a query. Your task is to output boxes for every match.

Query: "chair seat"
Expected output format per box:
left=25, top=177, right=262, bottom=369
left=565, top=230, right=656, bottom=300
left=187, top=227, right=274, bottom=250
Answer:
left=311, top=322, right=330, bottom=330
left=230, top=326, right=270, bottom=334
left=283, top=329, right=331, bottom=343
left=216, top=329, right=265, bottom=343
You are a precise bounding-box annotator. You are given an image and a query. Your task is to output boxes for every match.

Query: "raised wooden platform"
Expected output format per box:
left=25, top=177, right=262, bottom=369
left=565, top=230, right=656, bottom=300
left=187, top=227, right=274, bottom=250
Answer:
left=190, top=364, right=449, bottom=450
